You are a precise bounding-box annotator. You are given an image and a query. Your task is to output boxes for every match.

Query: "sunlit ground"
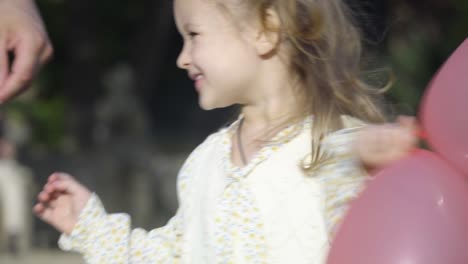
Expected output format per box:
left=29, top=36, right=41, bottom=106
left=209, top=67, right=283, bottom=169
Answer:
left=0, top=250, right=83, bottom=264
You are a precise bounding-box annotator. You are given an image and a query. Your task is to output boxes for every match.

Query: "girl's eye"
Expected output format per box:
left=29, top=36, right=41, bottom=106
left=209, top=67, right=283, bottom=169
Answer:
left=189, top=32, right=199, bottom=39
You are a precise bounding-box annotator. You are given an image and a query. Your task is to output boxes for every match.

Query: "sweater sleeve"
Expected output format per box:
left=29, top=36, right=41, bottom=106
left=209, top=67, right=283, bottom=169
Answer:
left=316, top=127, right=369, bottom=240
left=58, top=193, right=184, bottom=263
left=57, top=132, right=221, bottom=263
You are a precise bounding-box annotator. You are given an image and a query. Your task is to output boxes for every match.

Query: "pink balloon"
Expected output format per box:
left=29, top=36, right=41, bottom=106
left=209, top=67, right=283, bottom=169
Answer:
left=327, top=150, right=468, bottom=264
left=421, top=38, right=468, bottom=175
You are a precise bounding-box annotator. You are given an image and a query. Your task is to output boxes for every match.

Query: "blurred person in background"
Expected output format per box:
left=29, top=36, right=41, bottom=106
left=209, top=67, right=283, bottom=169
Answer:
left=0, top=121, right=34, bottom=256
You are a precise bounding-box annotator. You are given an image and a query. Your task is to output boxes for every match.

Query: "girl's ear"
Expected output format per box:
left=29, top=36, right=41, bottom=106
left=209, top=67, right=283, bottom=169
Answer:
left=255, top=8, right=281, bottom=56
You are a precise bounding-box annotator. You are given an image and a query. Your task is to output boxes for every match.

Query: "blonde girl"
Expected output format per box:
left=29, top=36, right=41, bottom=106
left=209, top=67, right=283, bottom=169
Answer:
left=34, top=0, right=417, bottom=263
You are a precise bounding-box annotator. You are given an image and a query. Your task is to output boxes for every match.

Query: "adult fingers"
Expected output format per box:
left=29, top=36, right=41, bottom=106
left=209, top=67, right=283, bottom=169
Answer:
left=0, top=37, right=39, bottom=102
left=38, top=40, right=53, bottom=65
left=0, top=34, right=8, bottom=88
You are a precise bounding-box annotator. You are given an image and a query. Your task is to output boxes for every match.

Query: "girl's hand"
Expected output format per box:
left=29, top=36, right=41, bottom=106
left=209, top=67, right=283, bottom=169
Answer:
left=355, top=116, right=419, bottom=173
left=33, top=172, right=91, bottom=235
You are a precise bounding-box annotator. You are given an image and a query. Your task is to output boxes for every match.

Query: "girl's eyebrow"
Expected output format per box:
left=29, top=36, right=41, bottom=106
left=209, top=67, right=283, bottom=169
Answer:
left=183, top=22, right=201, bottom=32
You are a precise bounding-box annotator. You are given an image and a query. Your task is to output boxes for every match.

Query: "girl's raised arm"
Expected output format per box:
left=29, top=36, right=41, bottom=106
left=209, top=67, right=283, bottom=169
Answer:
left=35, top=173, right=185, bottom=263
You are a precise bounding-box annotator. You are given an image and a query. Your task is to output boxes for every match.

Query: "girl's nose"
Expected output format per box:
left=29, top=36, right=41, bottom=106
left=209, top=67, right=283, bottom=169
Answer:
left=176, top=45, right=191, bottom=69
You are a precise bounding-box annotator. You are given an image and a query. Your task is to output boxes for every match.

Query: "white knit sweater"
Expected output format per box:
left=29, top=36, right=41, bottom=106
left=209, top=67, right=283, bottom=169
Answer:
left=59, top=116, right=367, bottom=263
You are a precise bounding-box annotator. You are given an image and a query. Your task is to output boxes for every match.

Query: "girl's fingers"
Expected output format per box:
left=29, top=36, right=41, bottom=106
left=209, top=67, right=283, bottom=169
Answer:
left=49, top=172, right=74, bottom=184
left=38, top=191, right=50, bottom=202
left=48, top=172, right=63, bottom=183
left=397, top=115, right=415, bottom=126
left=38, top=206, right=54, bottom=223
left=33, top=203, right=52, bottom=223
left=34, top=202, right=57, bottom=226
left=33, top=203, right=44, bottom=215
left=51, top=179, right=74, bottom=193
left=38, top=182, right=64, bottom=203
left=397, top=116, right=420, bottom=136
left=45, top=172, right=77, bottom=193
left=42, top=183, right=57, bottom=196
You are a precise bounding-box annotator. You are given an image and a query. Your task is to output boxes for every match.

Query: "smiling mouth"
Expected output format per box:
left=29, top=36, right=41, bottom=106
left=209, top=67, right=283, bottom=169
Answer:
left=193, top=75, right=204, bottom=90
left=189, top=72, right=203, bottom=80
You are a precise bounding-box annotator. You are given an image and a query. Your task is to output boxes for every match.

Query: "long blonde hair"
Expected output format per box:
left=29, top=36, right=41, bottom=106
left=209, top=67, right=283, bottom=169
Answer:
left=221, top=0, right=389, bottom=172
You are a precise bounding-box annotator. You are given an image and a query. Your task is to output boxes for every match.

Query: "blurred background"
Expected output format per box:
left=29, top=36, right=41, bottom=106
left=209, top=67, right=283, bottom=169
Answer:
left=0, top=0, right=466, bottom=262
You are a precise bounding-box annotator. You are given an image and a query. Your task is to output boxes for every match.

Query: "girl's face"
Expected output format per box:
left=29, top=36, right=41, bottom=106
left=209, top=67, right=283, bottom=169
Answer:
left=174, top=0, right=262, bottom=110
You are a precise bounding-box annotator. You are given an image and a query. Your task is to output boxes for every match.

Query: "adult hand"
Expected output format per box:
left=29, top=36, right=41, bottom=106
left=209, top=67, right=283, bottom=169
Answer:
left=0, top=0, right=53, bottom=103
left=34, top=173, right=92, bottom=235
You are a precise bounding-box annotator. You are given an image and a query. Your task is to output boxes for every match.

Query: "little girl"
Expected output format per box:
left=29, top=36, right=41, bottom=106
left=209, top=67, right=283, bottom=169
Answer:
left=34, top=0, right=417, bottom=263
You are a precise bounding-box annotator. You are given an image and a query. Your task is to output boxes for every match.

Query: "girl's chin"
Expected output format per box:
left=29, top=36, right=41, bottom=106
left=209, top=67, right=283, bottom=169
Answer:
left=199, top=103, right=221, bottom=111
left=198, top=98, right=216, bottom=111
left=198, top=97, right=234, bottom=111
